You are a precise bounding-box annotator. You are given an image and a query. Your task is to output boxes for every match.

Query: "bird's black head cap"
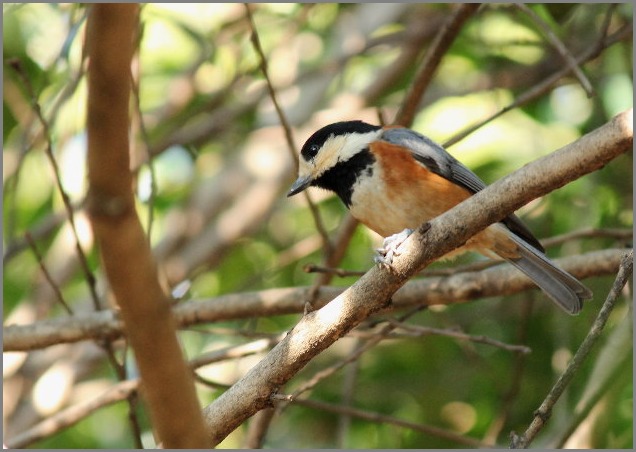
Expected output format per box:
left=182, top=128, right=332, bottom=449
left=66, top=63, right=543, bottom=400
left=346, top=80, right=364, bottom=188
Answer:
left=300, top=120, right=381, bottom=161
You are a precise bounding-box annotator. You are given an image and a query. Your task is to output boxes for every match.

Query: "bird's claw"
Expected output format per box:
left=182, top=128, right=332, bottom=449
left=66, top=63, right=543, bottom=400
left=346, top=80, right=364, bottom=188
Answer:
left=374, top=228, right=414, bottom=266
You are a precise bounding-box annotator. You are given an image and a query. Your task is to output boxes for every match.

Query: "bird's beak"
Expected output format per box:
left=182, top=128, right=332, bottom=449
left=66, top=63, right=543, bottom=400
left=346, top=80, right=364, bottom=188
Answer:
left=287, top=175, right=313, bottom=197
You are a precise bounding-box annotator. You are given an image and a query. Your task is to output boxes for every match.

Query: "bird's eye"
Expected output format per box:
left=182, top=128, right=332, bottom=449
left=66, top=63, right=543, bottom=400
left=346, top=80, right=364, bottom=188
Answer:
left=307, top=144, right=320, bottom=159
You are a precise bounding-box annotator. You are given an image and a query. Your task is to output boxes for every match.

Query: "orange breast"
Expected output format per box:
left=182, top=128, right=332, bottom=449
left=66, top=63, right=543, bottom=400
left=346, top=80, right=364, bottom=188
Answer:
left=349, top=141, right=520, bottom=259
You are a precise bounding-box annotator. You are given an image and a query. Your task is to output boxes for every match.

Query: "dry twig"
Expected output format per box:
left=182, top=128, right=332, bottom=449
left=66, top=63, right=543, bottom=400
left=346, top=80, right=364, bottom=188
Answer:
left=509, top=250, right=633, bottom=448
left=395, top=3, right=480, bottom=127
left=6, top=380, right=139, bottom=449
left=24, top=232, right=73, bottom=315
left=443, top=23, right=631, bottom=148
left=515, top=4, right=593, bottom=96
left=290, top=397, right=495, bottom=448
left=8, top=60, right=101, bottom=311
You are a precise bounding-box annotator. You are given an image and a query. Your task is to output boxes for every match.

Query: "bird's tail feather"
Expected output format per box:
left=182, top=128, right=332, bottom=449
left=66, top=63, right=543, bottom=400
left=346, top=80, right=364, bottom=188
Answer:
left=503, top=235, right=593, bottom=315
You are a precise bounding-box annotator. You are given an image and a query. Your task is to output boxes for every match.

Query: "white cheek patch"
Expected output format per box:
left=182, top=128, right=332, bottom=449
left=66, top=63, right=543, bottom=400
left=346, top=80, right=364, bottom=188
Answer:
left=313, top=136, right=346, bottom=174
left=297, top=158, right=314, bottom=178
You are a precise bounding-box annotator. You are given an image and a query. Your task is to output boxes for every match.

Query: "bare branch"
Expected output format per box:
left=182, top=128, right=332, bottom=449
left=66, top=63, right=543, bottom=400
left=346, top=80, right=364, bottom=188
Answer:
left=515, top=4, right=593, bottom=96
left=387, top=321, right=532, bottom=354
left=443, top=23, right=631, bottom=148
left=394, top=3, right=480, bottom=127
left=509, top=249, right=633, bottom=448
left=8, top=59, right=101, bottom=311
left=6, top=379, right=139, bottom=449
left=245, top=4, right=332, bottom=252
left=85, top=4, right=208, bottom=448
left=289, top=397, right=495, bottom=448
left=3, top=248, right=627, bottom=352
left=24, top=232, right=73, bottom=315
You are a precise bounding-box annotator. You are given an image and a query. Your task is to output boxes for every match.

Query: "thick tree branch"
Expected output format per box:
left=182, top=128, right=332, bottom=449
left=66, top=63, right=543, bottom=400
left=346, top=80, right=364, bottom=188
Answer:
left=85, top=5, right=208, bottom=448
left=201, top=111, right=632, bottom=445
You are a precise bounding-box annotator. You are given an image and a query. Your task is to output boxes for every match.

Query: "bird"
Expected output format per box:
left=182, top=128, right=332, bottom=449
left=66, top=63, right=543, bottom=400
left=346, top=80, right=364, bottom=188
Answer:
left=287, top=120, right=593, bottom=314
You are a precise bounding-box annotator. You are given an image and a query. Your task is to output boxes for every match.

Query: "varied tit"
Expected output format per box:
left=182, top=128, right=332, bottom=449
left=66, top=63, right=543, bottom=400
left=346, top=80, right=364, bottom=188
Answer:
left=287, top=120, right=593, bottom=315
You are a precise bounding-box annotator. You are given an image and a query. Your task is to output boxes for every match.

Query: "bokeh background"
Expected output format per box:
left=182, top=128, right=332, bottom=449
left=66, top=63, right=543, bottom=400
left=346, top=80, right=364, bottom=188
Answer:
left=3, top=3, right=633, bottom=448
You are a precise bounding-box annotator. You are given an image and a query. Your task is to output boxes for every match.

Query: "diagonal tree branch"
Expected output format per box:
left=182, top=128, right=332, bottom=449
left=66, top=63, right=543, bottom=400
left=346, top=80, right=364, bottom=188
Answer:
left=509, top=249, right=633, bottom=448
left=201, top=110, right=632, bottom=445
left=394, top=3, right=480, bottom=127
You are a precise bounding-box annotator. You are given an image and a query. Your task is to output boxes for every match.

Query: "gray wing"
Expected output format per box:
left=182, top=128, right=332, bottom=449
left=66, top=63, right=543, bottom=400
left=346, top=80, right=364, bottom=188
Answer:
left=380, top=128, right=544, bottom=252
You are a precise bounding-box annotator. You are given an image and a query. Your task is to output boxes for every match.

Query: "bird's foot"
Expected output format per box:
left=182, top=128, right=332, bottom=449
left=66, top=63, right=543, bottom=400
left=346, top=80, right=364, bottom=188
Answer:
left=374, top=228, right=414, bottom=266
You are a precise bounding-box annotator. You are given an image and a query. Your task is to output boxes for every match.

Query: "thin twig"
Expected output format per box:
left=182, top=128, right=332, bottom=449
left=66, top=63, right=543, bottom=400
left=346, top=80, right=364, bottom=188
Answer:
left=303, top=263, right=365, bottom=278
left=24, top=232, right=74, bottom=315
left=387, top=320, right=532, bottom=354
left=130, top=28, right=158, bottom=245
left=6, top=379, right=139, bottom=449
left=244, top=3, right=332, bottom=252
left=555, top=350, right=630, bottom=448
left=8, top=60, right=102, bottom=311
left=443, top=23, right=631, bottom=148
left=395, top=3, right=480, bottom=127
left=289, top=397, right=496, bottom=448
left=3, top=204, right=80, bottom=264
left=515, top=4, right=593, bottom=97
left=188, top=336, right=283, bottom=369
left=290, top=306, right=426, bottom=399
left=510, top=250, right=633, bottom=448
left=540, top=227, right=632, bottom=248
left=306, top=213, right=361, bottom=313
left=483, top=294, right=534, bottom=444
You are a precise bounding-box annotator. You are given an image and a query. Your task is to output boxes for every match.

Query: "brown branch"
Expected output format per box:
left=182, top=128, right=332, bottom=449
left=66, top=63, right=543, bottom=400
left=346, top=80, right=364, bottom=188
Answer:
left=387, top=320, right=532, bottom=354
left=85, top=4, right=208, bottom=448
left=540, top=227, right=632, bottom=248
left=244, top=3, right=332, bottom=254
left=200, top=109, right=632, bottom=445
left=515, top=4, right=593, bottom=96
left=24, top=232, right=73, bottom=315
left=289, top=397, right=495, bottom=448
left=443, top=23, right=631, bottom=148
left=3, top=248, right=627, bottom=352
left=243, top=409, right=276, bottom=449
left=394, top=3, right=480, bottom=127
left=483, top=295, right=534, bottom=444
left=6, top=379, right=139, bottom=449
left=509, top=249, right=633, bottom=448
left=8, top=60, right=101, bottom=311
left=290, top=307, right=424, bottom=400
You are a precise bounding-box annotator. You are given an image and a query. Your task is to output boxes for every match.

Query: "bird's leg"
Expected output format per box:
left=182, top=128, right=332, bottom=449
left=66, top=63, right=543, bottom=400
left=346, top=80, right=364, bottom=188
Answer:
left=374, top=228, right=414, bottom=266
